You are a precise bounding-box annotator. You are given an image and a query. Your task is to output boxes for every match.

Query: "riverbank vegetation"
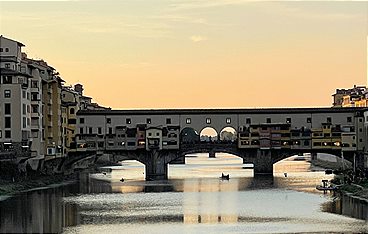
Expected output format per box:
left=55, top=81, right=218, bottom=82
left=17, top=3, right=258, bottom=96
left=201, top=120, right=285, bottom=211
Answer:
left=330, top=169, right=368, bottom=200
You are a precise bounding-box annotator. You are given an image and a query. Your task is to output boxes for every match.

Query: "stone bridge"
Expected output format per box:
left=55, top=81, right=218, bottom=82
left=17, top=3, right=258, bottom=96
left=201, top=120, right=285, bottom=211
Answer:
left=40, top=107, right=368, bottom=180
left=47, top=142, right=359, bottom=181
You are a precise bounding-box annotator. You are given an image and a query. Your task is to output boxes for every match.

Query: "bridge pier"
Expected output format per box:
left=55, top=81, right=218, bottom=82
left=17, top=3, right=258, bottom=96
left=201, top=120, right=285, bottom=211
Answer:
left=253, top=150, right=273, bottom=175
left=311, top=152, right=317, bottom=161
left=144, top=150, right=168, bottom=180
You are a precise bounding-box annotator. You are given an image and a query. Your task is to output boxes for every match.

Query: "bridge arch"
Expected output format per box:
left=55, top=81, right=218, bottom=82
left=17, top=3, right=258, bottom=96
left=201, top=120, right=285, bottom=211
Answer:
left=199, top=127, right=218, bottom=142
left=180, top=127, right=199, bottom=144
left=219, top=126, right=237, bottom=142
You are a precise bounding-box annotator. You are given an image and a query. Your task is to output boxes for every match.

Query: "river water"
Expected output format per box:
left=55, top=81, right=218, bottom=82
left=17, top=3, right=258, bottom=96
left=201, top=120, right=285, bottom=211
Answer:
left=0, top=153, right=368, bottom=233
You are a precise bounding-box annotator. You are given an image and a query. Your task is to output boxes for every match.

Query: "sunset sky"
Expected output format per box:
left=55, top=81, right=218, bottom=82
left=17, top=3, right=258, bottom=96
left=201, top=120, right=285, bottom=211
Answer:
left=0, top=0, right=367, bottom=109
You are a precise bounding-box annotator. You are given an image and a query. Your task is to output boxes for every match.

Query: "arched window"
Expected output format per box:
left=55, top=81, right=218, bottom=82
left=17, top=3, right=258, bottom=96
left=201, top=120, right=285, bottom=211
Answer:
left=70, top=108, right=75, bottom=115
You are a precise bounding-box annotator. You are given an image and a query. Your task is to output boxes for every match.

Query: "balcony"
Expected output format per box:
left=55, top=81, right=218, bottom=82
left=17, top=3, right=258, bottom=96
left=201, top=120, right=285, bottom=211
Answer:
left=31, top=112, right=39, bottom=118
left=31, top=120, right=40, bottom=128
left=30, top=87, right=39, bottom=93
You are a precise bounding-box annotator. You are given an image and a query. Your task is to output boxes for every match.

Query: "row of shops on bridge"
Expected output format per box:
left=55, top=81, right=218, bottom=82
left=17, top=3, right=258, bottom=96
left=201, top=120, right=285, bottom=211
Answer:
left=75, top=121, right=359, bottom=153
left=238, top=123, right=357, bottom=151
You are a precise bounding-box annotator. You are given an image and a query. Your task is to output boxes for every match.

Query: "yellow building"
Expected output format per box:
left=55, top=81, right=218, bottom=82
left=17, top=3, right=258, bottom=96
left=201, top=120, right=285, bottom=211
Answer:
left=61, top=86, right=81, bottom=154
left=41, top=68, right=64, bottom=158
left=333, top=85, right=367, bottom=107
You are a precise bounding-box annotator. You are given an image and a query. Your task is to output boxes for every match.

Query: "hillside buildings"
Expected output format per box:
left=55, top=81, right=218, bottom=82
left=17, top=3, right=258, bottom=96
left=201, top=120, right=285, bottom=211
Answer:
left=333, top=85, right=368, bottom=107
left=0, top=35, right=106, bottom=165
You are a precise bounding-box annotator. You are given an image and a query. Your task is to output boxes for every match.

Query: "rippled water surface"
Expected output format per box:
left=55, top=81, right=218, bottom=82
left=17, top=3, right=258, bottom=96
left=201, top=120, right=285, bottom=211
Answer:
left=1, top=153, right=368, bottom=233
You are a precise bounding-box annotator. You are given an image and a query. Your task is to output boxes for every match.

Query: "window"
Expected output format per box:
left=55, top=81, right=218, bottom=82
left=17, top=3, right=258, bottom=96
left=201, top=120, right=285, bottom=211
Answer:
left=5, top=117, right=11, bottom=128
left=186, top=118, right=191, bottom=124
left=68, top=119, right=76, bottom=124
left=307, top=118, right=311, bottom=123
left=359, top=118, right=363, bottom=122
left=32, top=105, right=38, bottom=113
left=327, top=117, right=332, bottom=123
left=31, top=81, right=38, bottom=88
left=70, top=108, right=75, bottom=115
left=98, top=127, right=102, bottom=134
left=5, top=48, right=9, bottom=52
left=4, top=90, right=10, bottom=98
left=266, top=118, right=271, bottom=123
left=147, top=118, right=151, bottom=124
left=206, top=118, right=211, bottom=124
left=5, top=130, right=11, bottom=138
left=226, top=118, right=231, bottom=124
left=106, top=118, right=111, bottom=124
left=347, top=117, right=352, bottom=123
left=126, top=118, right=131, bottom=124
left=79, top=128, right=84, bottom=134
left=109, top=127, right=112, bottom=134
left=3, top=76, right=12, bottom=84
left=22, top=90, right=26, bottom=99
left=286, top=118, right=291, bottom=124
left=5, top=63, right=10, bottom=69
left=127, top=142, right=135, bottom=146
left=31, top=93, right=38, bottom=101
left=0, top=48, right=2, bottom=52
left=166, top=118, right=171, bottom=124
left=23, top=117, right=26, bottom=128
left=359, top=128, right=363, bottom=132
left=31, top=131, right=38, bottom=138
left=80, top=118, right=85, bottom=124
left=89, top=127, right=92, bottom=134
left=246, top=118, right=251, bottom=124
left=304, top=140, right=310, bottom=146
left=4, top=103, right=10, bottom=115
left=156, top=132, right=160, bottom=136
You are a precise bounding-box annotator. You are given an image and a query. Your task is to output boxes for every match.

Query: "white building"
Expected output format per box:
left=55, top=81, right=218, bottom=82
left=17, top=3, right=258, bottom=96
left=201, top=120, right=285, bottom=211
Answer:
left=0, top=36, right=32, bottom=158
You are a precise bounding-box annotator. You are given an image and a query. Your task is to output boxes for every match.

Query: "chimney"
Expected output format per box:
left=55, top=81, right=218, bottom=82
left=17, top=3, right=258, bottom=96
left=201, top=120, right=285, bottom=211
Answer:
left=74, top=83, right=84, bottom=95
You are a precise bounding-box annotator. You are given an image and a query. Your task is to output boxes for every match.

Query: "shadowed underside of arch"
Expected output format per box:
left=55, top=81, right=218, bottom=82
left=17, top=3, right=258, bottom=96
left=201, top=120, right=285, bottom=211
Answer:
left=60, top=146, right=357, bottom=180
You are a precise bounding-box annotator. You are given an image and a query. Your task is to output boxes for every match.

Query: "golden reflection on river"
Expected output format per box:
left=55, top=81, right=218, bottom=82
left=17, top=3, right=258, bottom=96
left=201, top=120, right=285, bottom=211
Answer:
left=1, top=153, right=368, bottom=233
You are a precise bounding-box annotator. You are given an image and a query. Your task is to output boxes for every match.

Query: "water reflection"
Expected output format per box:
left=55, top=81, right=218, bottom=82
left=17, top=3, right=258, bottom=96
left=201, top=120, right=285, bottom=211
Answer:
left=1, top=153, right=368, bottom=233
left=0, top=188, right=66, bottom=233
left=182, top=178, right=241, bottom=224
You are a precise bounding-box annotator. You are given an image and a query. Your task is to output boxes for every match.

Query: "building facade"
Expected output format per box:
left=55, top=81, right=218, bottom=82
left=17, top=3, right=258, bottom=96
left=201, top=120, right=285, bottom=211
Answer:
left=333, top=85, right=368, bottom=107
left=0, top=35, right=104, bottom=164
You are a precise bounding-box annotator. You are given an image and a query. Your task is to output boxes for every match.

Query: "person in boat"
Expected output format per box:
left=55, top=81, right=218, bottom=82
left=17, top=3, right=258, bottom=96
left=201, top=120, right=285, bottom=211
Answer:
left=221, top=173, right=230, bottom=180
left=120, top=178, right=124, bottom=182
